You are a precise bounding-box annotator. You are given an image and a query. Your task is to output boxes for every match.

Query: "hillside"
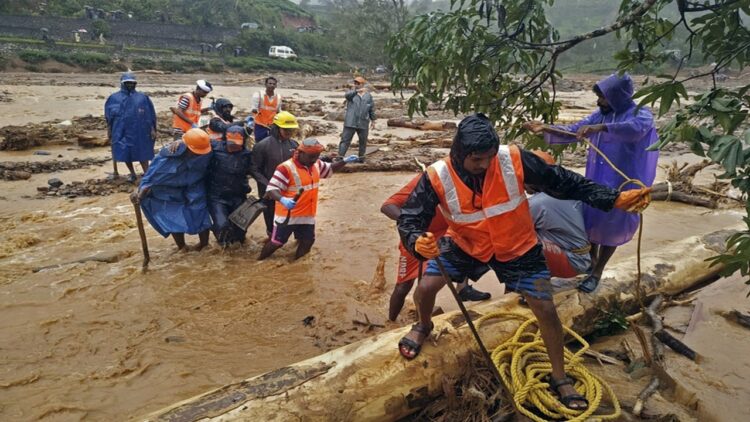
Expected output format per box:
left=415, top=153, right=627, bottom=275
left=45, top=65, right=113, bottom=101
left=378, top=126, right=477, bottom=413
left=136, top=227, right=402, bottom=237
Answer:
left=0, top=0, right=312, bottom=28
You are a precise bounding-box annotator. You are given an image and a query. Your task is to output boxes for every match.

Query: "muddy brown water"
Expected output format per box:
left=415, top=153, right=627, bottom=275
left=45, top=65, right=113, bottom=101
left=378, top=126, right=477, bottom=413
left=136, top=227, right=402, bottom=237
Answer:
left=0, top=73, right=746, bottom=421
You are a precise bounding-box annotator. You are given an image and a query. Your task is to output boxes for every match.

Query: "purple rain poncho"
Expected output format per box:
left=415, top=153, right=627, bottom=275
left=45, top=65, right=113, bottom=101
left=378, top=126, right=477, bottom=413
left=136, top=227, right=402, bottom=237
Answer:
left=545, top=73, right=659, bottom=246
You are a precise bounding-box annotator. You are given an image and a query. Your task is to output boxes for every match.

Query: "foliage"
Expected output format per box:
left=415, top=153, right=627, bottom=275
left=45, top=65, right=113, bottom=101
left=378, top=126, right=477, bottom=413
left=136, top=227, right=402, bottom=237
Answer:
left=388, top=0, right=750, bottom=288
left=91, top=19, right=111, bottom=38
left=592, top=309, right=630, bottom=338
left=317, top=0, right=409, bottom=66
left=18, top=49, right=50, bottom=63
left=6, top=0, right=311, bottom=28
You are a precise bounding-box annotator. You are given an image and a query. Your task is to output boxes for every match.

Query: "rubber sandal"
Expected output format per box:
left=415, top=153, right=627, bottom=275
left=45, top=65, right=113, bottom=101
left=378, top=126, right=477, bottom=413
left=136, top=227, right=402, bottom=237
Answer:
left=458, top=285, right=491, bottom=302
left=398, top=322, right=433, bottom=360
left=577, top=274, right=600, bottom=293
left=549, top=376, right=589, bottom=411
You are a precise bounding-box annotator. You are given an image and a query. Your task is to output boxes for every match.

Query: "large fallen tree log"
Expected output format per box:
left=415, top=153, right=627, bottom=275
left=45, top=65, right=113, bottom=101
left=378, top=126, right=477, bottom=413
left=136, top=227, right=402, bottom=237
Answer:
left=144, top=228, right=738, bottom=422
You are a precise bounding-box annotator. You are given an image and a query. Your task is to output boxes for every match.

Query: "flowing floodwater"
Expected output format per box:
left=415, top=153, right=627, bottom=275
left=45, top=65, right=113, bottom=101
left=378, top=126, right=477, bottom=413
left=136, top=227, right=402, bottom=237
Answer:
left=0, top=73, right=746, bottom=421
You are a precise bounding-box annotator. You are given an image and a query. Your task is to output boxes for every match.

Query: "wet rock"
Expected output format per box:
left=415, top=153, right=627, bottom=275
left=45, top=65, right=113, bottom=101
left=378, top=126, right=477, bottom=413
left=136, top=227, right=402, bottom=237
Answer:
left=48, top=178, right=63, bottom=188
left=33, top=151, right=51, bottom=156
left=5, top=170, right=32, bottom=180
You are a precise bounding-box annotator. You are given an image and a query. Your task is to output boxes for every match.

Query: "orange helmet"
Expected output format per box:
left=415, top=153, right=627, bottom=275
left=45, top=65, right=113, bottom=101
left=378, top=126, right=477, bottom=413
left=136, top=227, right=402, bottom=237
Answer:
left=183, top=128, right=211, bottom=155
left=531, top=149, right=555, bottom=165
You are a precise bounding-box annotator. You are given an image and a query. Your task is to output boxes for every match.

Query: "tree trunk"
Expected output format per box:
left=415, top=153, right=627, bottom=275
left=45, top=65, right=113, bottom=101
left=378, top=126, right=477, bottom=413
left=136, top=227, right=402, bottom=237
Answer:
left=386, top=118, right=457, bottom=131
left=144, top=229, right=737, bottom=422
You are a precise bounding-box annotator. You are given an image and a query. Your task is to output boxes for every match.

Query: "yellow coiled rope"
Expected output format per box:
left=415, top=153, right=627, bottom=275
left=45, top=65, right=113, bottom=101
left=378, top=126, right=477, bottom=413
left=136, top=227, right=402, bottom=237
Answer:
left=478, top=312, right=622, bottom=421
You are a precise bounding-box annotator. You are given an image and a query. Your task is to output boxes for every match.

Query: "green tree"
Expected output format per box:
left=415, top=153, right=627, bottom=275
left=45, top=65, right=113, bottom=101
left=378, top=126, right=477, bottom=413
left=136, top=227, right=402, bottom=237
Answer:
left=388, top=0, right=750, bottom=288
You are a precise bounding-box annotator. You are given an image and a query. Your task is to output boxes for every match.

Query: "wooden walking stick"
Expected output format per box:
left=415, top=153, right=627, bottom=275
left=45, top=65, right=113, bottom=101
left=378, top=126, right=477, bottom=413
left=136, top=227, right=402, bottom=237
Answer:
left=130, top=193, right=150, bottom=270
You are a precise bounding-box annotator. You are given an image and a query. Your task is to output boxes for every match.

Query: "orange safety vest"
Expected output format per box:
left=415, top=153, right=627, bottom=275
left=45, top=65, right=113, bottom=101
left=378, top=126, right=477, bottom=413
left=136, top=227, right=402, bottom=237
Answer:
left=274, top=158, right=320, bottom=225
left=254, top=92, right=280, bottom=128
left=427, top=145, right=537, bottom=262
left=206, top=117, right=245, bottom=145
left=172, top=92, right=201, bottom=132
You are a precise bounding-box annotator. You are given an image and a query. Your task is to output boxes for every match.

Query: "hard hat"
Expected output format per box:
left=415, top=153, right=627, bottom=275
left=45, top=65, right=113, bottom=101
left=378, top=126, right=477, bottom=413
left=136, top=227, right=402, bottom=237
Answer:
left=183, top=128, right=211, bottom=155
left=531, top=149, right=555, bottom=165
left=272, top=111, right=299, bottom=129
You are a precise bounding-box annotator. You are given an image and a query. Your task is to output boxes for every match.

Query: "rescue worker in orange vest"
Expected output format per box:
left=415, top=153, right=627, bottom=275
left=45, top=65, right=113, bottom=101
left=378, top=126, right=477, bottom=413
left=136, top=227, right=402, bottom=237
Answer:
left=250, top=76, right=282, bottom=142
left=258, top=138, right=358, bottom=260
left=397, top=114, right=651, bottom=411
left=170, top=79, right=213, bottom=140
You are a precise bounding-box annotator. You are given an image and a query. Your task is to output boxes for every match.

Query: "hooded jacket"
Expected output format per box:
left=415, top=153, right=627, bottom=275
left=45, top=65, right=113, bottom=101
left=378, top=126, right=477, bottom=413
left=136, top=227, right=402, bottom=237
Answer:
left=104, top=73, right=156, bottom=162
left=545, top=73, right=659, bottom=246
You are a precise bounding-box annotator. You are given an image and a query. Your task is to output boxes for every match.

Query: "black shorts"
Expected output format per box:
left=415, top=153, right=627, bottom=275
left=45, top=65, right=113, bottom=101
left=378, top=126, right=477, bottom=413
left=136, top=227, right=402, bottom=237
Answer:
left=424, top=238, right=553, bottom=300
left=271, top=223, right=315, bottom=246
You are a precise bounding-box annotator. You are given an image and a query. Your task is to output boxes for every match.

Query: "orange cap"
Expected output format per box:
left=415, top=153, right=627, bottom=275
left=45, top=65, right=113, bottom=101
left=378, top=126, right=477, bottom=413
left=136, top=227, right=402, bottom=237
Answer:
left=531, top=149, right=555, bottom=165
left=183, top=128, right=211, bottom=155
left=353, top=76, right=366, bottom=84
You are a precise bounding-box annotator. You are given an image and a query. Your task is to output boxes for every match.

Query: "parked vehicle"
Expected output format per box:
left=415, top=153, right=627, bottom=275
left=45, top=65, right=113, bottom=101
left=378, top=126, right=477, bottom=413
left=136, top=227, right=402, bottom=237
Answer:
left=268, top=45, right=297, bottom=59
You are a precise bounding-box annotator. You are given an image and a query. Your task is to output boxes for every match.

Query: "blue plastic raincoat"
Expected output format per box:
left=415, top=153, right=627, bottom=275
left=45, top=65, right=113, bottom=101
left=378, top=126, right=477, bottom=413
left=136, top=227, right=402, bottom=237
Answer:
left=104, top=73, right=157, bottom=162
left=545, top=73, right=659, bottom=246
left=139, top=143, right=212, bottom=237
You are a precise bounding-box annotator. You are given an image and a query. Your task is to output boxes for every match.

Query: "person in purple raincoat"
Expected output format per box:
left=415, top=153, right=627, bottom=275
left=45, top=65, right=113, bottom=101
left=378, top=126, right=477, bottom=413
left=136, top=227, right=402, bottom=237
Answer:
left=523, top=73, right=659, bottom=293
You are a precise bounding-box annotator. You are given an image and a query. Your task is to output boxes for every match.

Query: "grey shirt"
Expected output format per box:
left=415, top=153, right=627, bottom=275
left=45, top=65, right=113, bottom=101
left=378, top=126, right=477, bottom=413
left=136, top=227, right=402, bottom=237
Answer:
left=249, top=135, right=299, bottom=188
left=343, top=90, right=375, bottom=129
left=528, top=192, right=591, bottom=274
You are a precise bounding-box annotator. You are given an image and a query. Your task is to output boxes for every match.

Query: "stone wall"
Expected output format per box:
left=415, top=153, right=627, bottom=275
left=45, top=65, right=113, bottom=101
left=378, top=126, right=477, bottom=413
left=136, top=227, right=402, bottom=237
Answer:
left=0, top=15, right=239, bottom=51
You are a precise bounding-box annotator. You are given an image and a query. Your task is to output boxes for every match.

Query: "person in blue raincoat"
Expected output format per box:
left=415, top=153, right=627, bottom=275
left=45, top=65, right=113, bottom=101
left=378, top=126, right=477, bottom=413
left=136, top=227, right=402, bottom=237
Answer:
left=104, top=72, right=157, bottom=182
left=524, top=73, right=659, bottom=293
left=132, top=129, right=213, bottom=251
left=205, top=98, right=254, bottom=246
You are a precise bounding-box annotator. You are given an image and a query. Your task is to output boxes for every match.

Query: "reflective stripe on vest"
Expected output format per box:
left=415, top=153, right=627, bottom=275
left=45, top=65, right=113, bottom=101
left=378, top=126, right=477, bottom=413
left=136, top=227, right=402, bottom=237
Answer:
left=282, top=160, right=320, bottom=192
left=172, top=93, right=201, bottom=132
left=434, top=145, right=525, bottom=224
left=255, top=92, right=280, bottom=127
left=273, top=159, right=321, bottom=222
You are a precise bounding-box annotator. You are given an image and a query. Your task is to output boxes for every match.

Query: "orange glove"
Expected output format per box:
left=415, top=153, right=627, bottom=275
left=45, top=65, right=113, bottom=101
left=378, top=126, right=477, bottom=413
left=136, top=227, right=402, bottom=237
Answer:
left=415, top=232, right=440, bottom=259
left=614, top=187, right=652, bottom=213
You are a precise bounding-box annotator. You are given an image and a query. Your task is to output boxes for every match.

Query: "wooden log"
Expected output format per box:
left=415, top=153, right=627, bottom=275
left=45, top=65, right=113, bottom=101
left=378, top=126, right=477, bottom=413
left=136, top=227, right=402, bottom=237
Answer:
left=386, top=118, right=457, bottom=131
left=650, top=182, right=717, bottom=208
left=144, top=229, right=737, bottom=422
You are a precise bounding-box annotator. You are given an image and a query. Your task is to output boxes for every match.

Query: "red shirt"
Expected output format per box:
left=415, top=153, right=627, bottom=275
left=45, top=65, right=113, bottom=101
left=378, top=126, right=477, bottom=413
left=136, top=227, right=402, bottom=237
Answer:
left=382, top=174, right=448, bottom=237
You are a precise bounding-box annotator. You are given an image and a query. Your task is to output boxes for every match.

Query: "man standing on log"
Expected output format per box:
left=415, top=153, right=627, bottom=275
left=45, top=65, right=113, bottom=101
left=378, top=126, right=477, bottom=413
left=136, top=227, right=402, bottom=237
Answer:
left=338, top=76, right=376, bottom=163
left=381, top=174, right=492, bottom=322
left=104, top=72, right=156, bottom=182
left=396, top=113, right=651, bottom=410
left=523, top=73, right=659, bottom=293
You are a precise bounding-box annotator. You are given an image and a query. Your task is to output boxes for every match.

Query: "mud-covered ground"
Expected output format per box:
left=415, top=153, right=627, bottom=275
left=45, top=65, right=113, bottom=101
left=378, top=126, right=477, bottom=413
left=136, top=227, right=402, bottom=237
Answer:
left=0, top=71, right=747, bottom=421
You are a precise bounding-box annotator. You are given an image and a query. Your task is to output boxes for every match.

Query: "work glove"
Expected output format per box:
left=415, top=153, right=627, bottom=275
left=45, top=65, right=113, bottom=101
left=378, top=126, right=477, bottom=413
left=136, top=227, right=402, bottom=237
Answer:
left=280, top=197, right=297, bottom=210
left=415, top=232, right=440, bottom=259
left=191, top=123, right=199, bottom=129
left=343, top=154, right=359, bottom=163
left=614, top=187, right=652, bottom=213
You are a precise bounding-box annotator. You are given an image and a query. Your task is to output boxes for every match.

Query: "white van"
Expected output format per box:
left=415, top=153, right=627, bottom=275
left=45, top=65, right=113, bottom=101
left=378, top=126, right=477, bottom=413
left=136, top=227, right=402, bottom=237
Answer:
left=268, top=45, right=297, bottom=59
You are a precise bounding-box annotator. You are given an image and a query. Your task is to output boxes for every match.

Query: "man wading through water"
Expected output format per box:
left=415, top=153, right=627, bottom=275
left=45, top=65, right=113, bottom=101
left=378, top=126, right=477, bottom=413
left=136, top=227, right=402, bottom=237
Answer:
left=396, top=114, right=652, bottom=410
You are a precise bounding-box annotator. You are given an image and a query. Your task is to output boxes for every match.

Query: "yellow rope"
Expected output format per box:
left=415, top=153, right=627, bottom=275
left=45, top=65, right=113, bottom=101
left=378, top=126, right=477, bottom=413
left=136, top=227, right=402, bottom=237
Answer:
left=478, top=312, right=622, bottom=422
